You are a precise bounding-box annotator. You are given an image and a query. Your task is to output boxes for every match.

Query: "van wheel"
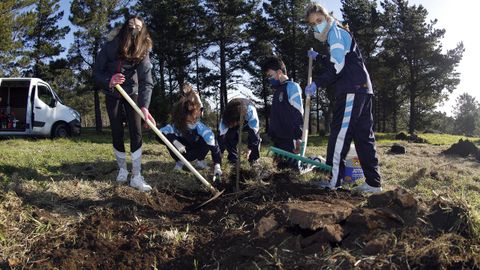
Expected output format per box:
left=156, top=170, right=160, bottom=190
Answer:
left=52, top=123, right=70, bottom=138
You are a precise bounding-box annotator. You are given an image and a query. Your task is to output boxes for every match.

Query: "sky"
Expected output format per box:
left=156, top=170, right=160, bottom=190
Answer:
left=57, top=0, right=478, bottom=116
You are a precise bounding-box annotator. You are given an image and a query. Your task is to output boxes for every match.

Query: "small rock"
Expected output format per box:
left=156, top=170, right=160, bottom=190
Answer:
left=254, top=215, right=278, bottom=238
left=394, top=188, right=417, bottom=208
left=395, top=132, right=409, bottom=141
left=285, top=200, right=353, bottom=230
left=301, top=224, right=343, bottom=247
left=363, top=234, right=393, bottom=255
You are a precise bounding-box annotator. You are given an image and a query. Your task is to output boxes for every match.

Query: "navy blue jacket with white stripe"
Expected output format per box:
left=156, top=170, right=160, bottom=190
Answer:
left=160, top=121, right=222, bottom=164
left=219, top=98, right=259, bottom=136
left=269, top=80, right=304, bottom=140
left=313, top=22, right=373, bottom=97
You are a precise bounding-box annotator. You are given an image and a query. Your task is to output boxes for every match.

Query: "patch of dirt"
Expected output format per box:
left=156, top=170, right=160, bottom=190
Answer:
left=396, top=132, right=428, bottom=143
left=2, top=174, right=479, bottom=269
left=443, top=139, right=479, bottom=160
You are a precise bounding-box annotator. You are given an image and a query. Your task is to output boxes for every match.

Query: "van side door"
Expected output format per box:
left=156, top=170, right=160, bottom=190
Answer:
left=32, top=82, right=56, bottom=136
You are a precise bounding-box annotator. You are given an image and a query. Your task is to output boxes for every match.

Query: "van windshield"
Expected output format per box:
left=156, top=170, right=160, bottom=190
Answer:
left=51, top=90, right=64, bottom=104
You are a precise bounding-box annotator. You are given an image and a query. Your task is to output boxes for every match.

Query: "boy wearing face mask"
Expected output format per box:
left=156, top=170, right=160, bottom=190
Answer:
left=304, top=3, right=382, bottom=193
left=261, top=57, right=304, bottom=168
left=158, top=90, right=222, bottom=177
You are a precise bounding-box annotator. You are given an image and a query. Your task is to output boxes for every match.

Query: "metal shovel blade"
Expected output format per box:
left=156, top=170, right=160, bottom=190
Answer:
left=193, top=189, right=225, bottom=210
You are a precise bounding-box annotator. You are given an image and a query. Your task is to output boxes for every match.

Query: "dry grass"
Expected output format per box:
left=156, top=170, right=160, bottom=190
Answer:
left=1, top=131, right=480, bottom=267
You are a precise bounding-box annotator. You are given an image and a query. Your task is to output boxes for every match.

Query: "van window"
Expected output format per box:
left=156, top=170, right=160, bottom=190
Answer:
left=38, top=85, right=55, bottom=107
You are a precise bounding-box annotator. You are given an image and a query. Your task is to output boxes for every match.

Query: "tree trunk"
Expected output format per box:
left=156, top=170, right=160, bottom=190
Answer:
left=94, top=89, right=102, bottom=132
left=409, top=92, right=416, bottom=135
left=159, top=56, right=166, bottom=97
left=316, top=93, right=320, bottom=134
left=381, top=95, right=386, bottom=132
left=289, top=1, right=297, bottom=82
left=219, top=39, right=227, bottom=114
left=392, top=89, right=398, bottom=133
left=195, top=48, right=201, bottom=98
left=168, top=67, right=174, bottom=106
left=261, top=80, right=269, bottom=133
left=92, top=41, right=102, bottom=133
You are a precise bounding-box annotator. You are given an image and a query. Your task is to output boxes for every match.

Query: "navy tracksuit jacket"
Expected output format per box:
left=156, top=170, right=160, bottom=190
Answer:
left=269, top=80, right=304, bottom=153
left=313, top=22, right=381, bottom=187
left=218, top=98, right=261, bottom=164
left=159, top=122, right=222, bottom=164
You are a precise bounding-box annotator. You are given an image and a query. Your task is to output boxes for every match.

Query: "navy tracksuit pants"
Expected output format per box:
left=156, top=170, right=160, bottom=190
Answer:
left=219, top=126, right=261, bottom=163
left=327, top=93, right=381, bottom=187
left=161, top=134, right=210, bottom=162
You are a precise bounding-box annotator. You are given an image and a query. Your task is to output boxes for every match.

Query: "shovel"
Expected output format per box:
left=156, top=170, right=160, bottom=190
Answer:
left=114, top=84, right=224, bottom=209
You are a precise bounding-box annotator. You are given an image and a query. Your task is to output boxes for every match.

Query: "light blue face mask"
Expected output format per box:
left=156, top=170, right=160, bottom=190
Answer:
left=313, top=21, right=328, bottom=34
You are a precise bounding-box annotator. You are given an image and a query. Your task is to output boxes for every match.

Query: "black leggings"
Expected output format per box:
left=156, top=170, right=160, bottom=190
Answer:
left=106, top=94, right=142, bottom=153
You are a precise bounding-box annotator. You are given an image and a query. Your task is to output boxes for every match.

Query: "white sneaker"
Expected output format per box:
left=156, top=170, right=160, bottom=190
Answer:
left=174, top=161, right=184, bottom=171
left=116, top=168, right=129, bottom=183
left=130, top=174, right=152, bottom=192
left=195, top=160, right=208, bottom=170
left=354, top=183, right=382, bottom=193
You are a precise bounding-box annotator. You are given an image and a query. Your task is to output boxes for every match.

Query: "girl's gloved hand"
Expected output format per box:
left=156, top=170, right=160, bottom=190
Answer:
left=172, top=140, right=186, bottom=153
left=214, top=164, right=222, bottom=176
left=305, top=82, right=317, bottom=96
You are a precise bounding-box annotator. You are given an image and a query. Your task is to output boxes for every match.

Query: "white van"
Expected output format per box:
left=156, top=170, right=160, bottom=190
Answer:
left=0, top=78, right=81, bottom=138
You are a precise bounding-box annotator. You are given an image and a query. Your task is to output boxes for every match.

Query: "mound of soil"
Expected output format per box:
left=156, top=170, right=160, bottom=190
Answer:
left=5, top=175, right=479, bottom=269
left=390, top=143, right=407, bottom=154
left=443, top=139, right=479, bottom=160
left=396, top=132, right=428, bottom=143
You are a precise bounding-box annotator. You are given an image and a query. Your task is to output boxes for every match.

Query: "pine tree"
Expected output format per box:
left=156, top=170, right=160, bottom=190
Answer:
left=203, top=0, right=256, bottom=114
left=453, top=93, right=479, bottom=136
left=69, top=0, right=127, bottom=132
left=23, top=0, right=70, bottom=77
left=380, top=0, right=463, bottom=134
left=242, top=7, right=275, bottom=131
left=0, top=0, right=36, bottom=76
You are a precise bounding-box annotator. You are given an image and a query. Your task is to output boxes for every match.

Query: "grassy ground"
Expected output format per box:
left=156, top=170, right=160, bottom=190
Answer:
left=1, top=130, right=480, bottom=268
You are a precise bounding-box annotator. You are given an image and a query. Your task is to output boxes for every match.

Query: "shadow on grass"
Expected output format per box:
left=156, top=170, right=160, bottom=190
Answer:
left=0, top=158, right=176, bottom=184
left=0, top=164, right=43, bottom=182
left=12, top=186, right=193, bottom=219
left=74, top=127, right=159, bottom=144
left=7, top=159, right=204, bottom=218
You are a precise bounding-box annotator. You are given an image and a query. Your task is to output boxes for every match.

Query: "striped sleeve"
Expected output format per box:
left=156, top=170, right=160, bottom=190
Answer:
left=219, top=119, right=229, bottom=136
left=196, top=122, right=216, bottom=146
left=160, top=124, right=176, bottom=135
left=286, top=82, right=304, bottom=115
left=246, top=104, right=260, bottom=133
left=327, top=24, right=352, bottom=74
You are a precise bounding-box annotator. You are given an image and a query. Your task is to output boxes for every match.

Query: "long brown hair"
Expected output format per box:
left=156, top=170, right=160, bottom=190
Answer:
left=172, top=90, right=203, bottom=135
left=117, top=15, right=153, bottom=63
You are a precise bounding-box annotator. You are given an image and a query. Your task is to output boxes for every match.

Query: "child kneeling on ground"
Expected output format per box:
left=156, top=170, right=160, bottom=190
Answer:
left=218, top=98, right=261, bottom=166
left=158, top=89, right=222, bottom=176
